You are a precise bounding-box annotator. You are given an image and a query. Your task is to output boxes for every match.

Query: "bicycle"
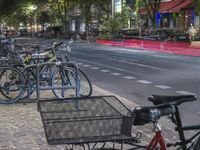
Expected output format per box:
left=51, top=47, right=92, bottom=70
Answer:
left=0, top=61, right=81, bottom=104
left=38, top=95, right=175, bottom=150
left=0, top=41, right=92, bottom=103
left=0, top=44, right=56, bottom=102
left=148, top=94, right=200, bottom=149
left=19, top=40, right=92, bottom=99
left=52, top=40, right=93, bottom=98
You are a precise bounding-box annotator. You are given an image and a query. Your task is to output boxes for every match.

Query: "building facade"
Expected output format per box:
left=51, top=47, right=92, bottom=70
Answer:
left=139, top=0, right=199, bottom=31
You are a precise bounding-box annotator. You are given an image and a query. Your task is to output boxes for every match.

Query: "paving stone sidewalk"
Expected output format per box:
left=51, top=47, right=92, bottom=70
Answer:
left=0, top=85, right=194, bottom=150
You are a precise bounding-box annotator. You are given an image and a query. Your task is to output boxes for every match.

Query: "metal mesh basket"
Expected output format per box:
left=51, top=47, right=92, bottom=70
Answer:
left=39, top=96, right=136, bottom=145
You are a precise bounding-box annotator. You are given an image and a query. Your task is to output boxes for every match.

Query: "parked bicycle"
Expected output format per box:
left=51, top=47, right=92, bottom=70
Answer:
left=0, top=39, right=92, bottom=103
left=38, top=95, right=178, bottom=150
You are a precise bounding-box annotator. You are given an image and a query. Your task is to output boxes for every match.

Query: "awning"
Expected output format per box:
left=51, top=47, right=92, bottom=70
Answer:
left=139, top=0, right=188, bottom=14
left=170, top=0, right=193, bottom=12
left=159, top=0, right=183, bottom=13
left=139, top=1, right=172, bottom=14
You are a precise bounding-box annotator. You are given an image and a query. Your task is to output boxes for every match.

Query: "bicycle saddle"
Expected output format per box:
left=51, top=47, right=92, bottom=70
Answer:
left=148, top=95, right=197, bottom=106
left=132, top=104, right=175, bottom=126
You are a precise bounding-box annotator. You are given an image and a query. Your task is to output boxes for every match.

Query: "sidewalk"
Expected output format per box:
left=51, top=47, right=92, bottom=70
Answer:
left=96, top=39, right=200, bottom=57
left=0, top=85, right=189, bottom=150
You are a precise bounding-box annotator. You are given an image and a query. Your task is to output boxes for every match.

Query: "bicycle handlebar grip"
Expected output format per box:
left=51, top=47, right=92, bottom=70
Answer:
left=44, top=48, right=52, bottom=52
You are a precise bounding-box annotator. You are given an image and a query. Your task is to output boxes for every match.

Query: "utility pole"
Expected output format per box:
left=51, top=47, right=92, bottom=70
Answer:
left=112, top=0, right=115, bottom=18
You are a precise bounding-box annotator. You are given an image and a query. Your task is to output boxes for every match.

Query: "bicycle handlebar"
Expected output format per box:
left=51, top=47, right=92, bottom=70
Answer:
left=53, top=42, right=63, bottom=48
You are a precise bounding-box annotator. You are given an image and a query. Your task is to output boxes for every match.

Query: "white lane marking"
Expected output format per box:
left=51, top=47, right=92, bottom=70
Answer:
left=109, top=58, right=162, bottom=70
left=122, top=76, right=135, bottom=80
left=155, top=85, right=171, bottom=89
left=137, top=80, right=152, bottom=84
left=82, top=64, right=91, bottom=67
left=176, top=91, right=196, bottom=95
left=76, top=63, right=83, bottom=65
left=100, top=70, right=110, bottom=73
left=110, top=72, right=121, bottom=76
left=74, top=58, right=143, bottom=76
left=91, top=67, right=99, bottom=70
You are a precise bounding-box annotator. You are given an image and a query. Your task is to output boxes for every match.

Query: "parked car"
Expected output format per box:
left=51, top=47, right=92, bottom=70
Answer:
left=5, top=30, right=17, bottom=37
left=112, top=28, right=146, bottom=41
left=42, top=26, right=63, bottom=39
left=19, top=29, right=28, bottom=36
left=143, top=28, right=190, bottom=42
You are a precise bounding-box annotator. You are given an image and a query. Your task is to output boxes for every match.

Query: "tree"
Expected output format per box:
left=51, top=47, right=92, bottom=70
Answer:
left=142, top=0, right=161, bottom=28
left=194, top=0, right=200, bottom=15
left=121, top=4, right=132, bottom=28
left=99, top=13, right=124, bottom=36
left=0, top=0, right=51, bottom=29
left=47, top=0, right=76, bottom=32
left=75, top=0, right=109, bottom=41
left=37, top=11, right=51, bottom=28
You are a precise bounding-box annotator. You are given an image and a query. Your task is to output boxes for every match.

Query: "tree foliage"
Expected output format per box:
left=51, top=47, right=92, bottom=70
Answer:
left=75, top=0, right=110, bottom=40
left=194, top=0, right=200, bottom=15
left=0, top=0, right=49, bottom=29
left=47, top=0, right=76, bottom=32
left=142, top=0, right=161, bottom=28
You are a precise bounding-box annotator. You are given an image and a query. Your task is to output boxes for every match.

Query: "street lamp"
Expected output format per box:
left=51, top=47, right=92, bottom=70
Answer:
left=29, top=5, right=37, bottom=11
left=29, top=5, right=37, bottom=36
left=112, top=0, right=115, bottom=18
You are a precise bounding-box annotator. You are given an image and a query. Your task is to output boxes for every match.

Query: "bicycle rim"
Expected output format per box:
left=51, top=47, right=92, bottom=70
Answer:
left=0, top=67, right=25, bottom=104
left=76, top=68, right=93, bottom=97
left=188, top=136, right=200, bottom=150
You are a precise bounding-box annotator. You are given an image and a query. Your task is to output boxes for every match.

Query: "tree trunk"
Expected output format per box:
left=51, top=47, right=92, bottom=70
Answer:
left=86, top=22, right=89, bottom=42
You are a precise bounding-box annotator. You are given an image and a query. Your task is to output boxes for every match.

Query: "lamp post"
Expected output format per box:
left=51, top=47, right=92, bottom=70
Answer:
left=112, top=0, right=115, bottom=18
left=29, top=5, right=37, bottom=36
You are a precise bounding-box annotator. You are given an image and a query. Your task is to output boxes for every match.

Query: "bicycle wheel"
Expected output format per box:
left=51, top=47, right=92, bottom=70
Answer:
left=76, top=68, right=93, bottom=97
left=19, top=67, right=35, bottom=100
left=51, top=67, right=80, bottom=99
left=0, top=67, right=25, bottom=104
left=192, top=136, right=200, bottom=149
left=52, top=67, right=92, bottom=98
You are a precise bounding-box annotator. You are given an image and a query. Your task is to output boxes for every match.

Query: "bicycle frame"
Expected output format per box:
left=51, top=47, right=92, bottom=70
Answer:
left=147, top=123, right=167, bottom=150
left=173, top=105, right=200, bottom=150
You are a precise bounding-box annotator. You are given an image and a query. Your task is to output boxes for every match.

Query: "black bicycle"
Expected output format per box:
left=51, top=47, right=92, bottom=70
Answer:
left=148, top=94, right=200, bottom=149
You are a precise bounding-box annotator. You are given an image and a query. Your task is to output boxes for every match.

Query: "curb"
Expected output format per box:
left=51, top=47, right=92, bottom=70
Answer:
left=96, top=39, right=200, bottom=57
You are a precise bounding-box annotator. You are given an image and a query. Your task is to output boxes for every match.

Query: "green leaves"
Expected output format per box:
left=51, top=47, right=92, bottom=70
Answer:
left=142, top=0, right=162, bottom=28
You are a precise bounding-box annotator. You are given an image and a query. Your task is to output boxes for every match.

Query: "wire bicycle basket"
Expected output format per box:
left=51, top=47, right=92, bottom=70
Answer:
left=38, top=96, right=138, bottom=148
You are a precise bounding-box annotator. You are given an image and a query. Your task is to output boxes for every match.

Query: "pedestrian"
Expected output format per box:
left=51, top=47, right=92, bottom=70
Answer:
left=188, top=24, right=196, bottom=41
left=76, top=33, right=81, bottom=41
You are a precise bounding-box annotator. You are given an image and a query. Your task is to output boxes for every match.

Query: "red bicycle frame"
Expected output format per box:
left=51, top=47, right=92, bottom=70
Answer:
left=147, top=131, right=167, bottom=150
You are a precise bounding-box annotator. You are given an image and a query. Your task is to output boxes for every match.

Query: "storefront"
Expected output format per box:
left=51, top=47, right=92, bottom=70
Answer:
left=139, top=0, right=195, bottom=30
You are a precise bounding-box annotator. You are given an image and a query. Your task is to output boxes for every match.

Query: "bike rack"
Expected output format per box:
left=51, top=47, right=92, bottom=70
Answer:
left=24, top=61, right=80, bottom=110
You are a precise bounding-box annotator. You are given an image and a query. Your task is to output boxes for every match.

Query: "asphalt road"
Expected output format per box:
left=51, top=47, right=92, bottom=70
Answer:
left=17, top=38, right=200, bottom=125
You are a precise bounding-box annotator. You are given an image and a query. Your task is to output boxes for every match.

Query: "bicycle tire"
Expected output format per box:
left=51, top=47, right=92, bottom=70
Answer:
left=0, top=66, right=25, bottom=104
left=19, top=67, right=35, bottom=100
left=76, top=67, right=93, bottom=97
left=192, top=136, right=200, bottom=150
left=0, top=66, right=20, bottom=99
left=51, top=67, right=81, bottom=99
